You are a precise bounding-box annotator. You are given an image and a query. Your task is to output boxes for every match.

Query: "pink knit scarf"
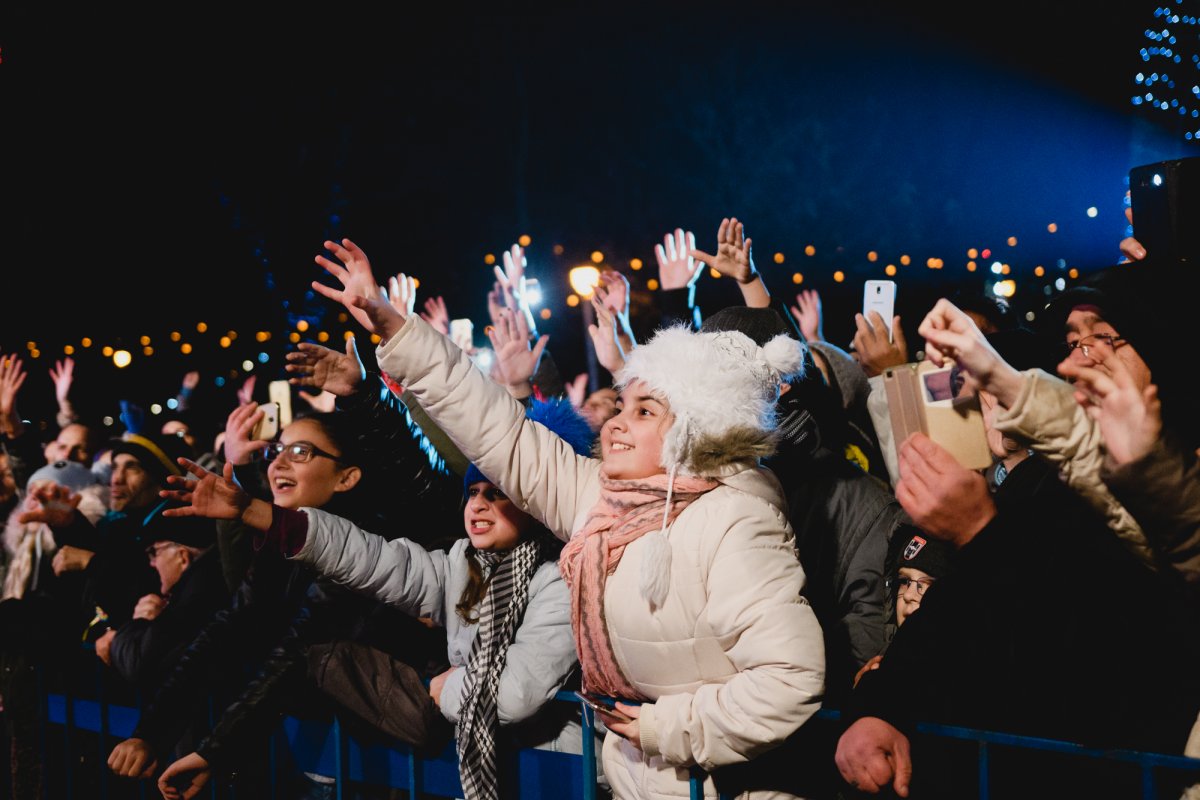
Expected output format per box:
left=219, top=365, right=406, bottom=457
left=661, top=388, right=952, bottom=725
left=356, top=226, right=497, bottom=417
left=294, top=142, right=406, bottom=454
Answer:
left=558, top=469, right=718, bottom=698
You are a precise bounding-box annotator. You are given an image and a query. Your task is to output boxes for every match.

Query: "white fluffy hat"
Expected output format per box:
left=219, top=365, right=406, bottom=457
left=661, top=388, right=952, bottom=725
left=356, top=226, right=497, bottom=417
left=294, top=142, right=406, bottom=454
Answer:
left=614, top=324, right=806, bottom=477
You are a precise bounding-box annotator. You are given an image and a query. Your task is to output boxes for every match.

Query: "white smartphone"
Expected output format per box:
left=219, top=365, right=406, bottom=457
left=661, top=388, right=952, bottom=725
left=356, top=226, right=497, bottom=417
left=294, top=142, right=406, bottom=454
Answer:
left=268, top=379, right=293, bottom=429
left=449, top=318, right=474, bottom=352
left=863, top=280, right=897, bottom=341
left=251, top=401, right=280, bottom=442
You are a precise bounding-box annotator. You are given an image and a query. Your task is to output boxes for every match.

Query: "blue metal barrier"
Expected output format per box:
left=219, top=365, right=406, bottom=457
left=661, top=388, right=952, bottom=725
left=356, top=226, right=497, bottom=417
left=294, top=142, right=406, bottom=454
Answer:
left=37, top=678, right=1200, bottom=799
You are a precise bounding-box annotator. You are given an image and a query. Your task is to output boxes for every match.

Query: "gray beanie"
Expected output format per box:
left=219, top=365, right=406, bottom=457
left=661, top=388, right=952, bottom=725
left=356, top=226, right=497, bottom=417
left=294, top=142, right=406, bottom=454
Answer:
left=808, top=341, right=871, bottom=411
left=26, top=460, right=101, bottom=495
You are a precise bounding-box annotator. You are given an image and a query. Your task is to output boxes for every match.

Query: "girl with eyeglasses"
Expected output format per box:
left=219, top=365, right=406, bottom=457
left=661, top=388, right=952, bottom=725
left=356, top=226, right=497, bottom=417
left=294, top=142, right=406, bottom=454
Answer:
left=108, top=410, right=451, bottom=799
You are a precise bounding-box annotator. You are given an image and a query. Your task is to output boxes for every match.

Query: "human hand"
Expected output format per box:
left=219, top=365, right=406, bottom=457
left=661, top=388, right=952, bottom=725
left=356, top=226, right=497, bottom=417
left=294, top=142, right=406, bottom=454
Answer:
left=565, top=373, right=589, bottom=409
left=835, top=716, right=912, bottom=796
left=495, top=243, right=540, bottom=335
left=600, top=702, right=642, bottom=744
left=312, top=238, right=403, bottom=339
left=895, top=432, right=996, bottom=548
left=236, top=375, right=257, bottom=407
left=181, top=370, right=201, bottom=392
left=487, top=308, right=549, bottom=396
left=1057, top=350, right=1161, bottom=466
left=487, top=281, right=508, bottom=329
left=157, top=751, right=211, bottom=800
left=94, top=628, right=117, bottom=666
left=108, top=737, right=158, bottom=779
left=691, top=216, right=758, bottom=284
left=49, top=357, right=75, bottom=406
left=917, top=298, right=1025, bottom=406
left=386, top=272, right=417, bottom=317
left=0, top=353, right=28, bottom=432
left=160, top=459, right=251, bottom=521
left=1119, top=199, right=1147, bottom=262
left=853, top=655, right=884, bottom=688
left=52, top=544, right=95, bottom=576
left=133, top=594, right=167, bottom=621
left=222, top=402, right=272, bottom=466
left=588, top=297, right=627, bottom=375
left=429, top=666, right=458, bottom=707
left=297, top=389, right=337, bottom=413
left=420, top=296, right=451, bottom=336
left=852, top=312, right=908, bottom=378
left=654, top=228, right=702, bottom=291
left=18, top=482, right=82, bottom=527
left=596, top=270, right=630, bottom=318
left=790, top=289, right=825, bottom=343
left=285, top=338, right=366, bottom=399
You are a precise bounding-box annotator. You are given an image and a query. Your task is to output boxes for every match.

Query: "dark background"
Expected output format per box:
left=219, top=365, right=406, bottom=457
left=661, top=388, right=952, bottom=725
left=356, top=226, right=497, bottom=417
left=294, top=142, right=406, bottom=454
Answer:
left=1, top=2, right=1196, bottom=444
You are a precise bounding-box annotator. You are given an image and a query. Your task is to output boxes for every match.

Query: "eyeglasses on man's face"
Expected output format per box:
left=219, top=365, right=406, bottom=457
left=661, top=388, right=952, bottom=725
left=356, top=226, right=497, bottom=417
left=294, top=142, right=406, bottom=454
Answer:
left=1064, top=333, right=1125, bottom=359
left=896, top=575, right=935, bottom=597
left=263, top=441, right=343, bottom=464
left=145, top=541, right=180, bottom=561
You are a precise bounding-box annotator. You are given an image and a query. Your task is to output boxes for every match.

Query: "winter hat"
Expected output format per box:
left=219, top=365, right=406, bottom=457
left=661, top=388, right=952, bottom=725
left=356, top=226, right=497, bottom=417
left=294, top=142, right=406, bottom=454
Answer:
left=26, top=460, right=100, bottom=495
left=807, top=340, right=872, bottom=413
left=887, top=524, right=956, bottom=581
left=108, top=431, right=194, bottom=487
left=614, top=324, right=806, bottom=477
left=463, top=397, right=596, bottom=492
left=141, top=509, right=216, bottom=550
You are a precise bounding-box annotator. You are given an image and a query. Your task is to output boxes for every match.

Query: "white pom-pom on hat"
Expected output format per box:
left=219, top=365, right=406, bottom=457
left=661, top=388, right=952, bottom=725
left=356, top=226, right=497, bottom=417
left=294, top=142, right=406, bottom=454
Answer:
left=761, top=333, right=805, bottom=382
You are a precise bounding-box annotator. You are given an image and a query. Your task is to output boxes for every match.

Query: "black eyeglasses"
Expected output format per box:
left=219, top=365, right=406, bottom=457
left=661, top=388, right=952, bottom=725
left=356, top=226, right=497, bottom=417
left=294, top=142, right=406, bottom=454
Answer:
left=263, top=441, right=343, bottom=464
left=1064, top=333, right=1125, bottom=359
left=895, top=576, right=934, bottom=597
left=145, top=541, right=180, bottom=560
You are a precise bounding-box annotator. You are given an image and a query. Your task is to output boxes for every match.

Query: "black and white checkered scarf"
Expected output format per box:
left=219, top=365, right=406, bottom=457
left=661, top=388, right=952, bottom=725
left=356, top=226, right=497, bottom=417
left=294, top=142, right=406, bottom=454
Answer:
left=455, top=537, right=544, bottom=800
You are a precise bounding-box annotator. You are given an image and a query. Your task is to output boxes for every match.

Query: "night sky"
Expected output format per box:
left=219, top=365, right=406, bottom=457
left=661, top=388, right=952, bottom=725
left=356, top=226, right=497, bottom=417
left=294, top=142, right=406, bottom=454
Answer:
left=2, top=2, right=1195, bottom=439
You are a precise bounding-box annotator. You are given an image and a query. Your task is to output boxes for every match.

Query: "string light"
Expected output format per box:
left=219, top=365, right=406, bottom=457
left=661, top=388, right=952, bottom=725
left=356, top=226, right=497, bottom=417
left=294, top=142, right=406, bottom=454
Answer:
left=792, top=273, right=804, bottom=284
left=774, top=253, right=786, bottom=264
left=630, top=258, right=643, bottom=271
left=1133, top=11, right=1200, bottom=140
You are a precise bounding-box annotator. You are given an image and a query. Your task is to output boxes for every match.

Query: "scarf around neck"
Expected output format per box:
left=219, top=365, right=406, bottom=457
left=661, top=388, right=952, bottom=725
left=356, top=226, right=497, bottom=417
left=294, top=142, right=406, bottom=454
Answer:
left=558, top=469, right=718, bottom=698
left=456, top=538, right=544, bottom=800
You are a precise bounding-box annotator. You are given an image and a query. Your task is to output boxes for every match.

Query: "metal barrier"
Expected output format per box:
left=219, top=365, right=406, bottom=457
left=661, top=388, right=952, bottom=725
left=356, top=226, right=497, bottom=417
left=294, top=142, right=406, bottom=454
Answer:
left=33, top=663, right=1200, bottom=800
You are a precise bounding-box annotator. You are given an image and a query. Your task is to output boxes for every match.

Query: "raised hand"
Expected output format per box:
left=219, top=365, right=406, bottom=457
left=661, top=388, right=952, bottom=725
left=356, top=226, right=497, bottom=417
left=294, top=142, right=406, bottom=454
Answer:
left=1057, top=350, right=1161, bottom=466
left=494, top=243, right=527, bottom=311
left=790, top=289, right=825, bottom=343
left=386, top=272, right=417, bottom=317
left=655, top=228, right=702, bottom=291
left=691, top=216, right=757, bottom=284
left=181, top=370, right=201, bottom=392
left=157, top=751, right=211, bottom=800
left=1119, top=197, right=1147, bottom=262
left=18, top=482, right=82, bottom=527
left=596, top=270, right=630, bottom=319
left=161, top=459, right=251, bottom=521
left=236, top=375, right=257, bottom=407
left=0, top=353, right=28, bottom=435
left=297, top=389, right=337, bottom=413
left=588, top=296, right=627, bottom=374
left=94, top=628, right=117, bottom=666
left=420, top=295, right=451, bottom=336
left=917, top=299, right=1023, bottom=407
left=312, top=238, right=403, bottom=339
left=222, top=403, right=271, bottom=466
left=852, top=311, right=908, bottom=378
left=487, top=281, right=507, bottom=329
left=285, top=338, right=366, bottom=399
left=486, top=307, right=549, bottom=397
left=108, top=737, right=158, bottom=779
left=565, top=372, right=589, bottom=409
left=49, top=357, right=75, bottom=406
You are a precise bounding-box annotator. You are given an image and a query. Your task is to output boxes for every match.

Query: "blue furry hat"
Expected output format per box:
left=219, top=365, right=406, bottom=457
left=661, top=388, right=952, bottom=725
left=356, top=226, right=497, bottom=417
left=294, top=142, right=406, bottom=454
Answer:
left=463, top=397, right=596, bottom=492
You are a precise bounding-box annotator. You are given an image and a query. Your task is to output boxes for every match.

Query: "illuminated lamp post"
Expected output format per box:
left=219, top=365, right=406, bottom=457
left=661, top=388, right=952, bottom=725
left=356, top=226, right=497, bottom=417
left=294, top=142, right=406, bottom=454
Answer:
left=568, top=265, right=601, bottom=393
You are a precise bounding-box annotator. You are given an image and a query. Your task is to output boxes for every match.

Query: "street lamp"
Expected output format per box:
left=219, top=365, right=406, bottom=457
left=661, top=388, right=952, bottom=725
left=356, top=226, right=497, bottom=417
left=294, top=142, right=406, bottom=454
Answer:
left=568, top=265, right=602, bottom=393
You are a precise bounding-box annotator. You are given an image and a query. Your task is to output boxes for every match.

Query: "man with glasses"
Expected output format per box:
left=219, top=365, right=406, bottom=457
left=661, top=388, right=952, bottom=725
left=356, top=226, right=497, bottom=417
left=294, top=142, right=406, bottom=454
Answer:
left=99, top=514, right=228, bottom=695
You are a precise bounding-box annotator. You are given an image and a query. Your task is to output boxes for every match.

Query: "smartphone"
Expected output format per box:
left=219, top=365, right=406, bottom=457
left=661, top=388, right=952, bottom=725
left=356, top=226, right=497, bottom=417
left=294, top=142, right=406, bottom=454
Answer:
left=251, top=401, right=280, bottom=442
left=883, top=361, right=990, bottom=471
left=574, top=691, right=634, bottom=723
left=449, top=318, right=474, bottom=352
left=1129, top=157, right=1200, bottom=265
left=268, top=379, right=293, bottom=429
left=863, top=280, right=897, bottom=341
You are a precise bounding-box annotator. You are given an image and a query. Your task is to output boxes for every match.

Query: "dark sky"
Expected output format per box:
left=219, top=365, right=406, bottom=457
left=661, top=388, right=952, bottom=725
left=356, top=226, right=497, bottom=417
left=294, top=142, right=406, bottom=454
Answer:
left=1, top=2, right=1195, bottom=434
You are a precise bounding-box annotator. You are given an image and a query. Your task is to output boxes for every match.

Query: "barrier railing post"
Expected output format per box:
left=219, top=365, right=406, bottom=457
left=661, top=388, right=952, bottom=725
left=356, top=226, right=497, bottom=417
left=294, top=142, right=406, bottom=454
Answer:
left=95, top=654, right=109, bottom=800
left=977, top=740, right=989, bottom=800
left=579, top=700, right=597, bottom=800
left=333, top=715, right=347, bottom=800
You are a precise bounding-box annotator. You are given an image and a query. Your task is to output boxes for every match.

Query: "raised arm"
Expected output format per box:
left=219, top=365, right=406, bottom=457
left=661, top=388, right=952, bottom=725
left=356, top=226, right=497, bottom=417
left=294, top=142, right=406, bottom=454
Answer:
left=690, top=216, right=771, bottom=308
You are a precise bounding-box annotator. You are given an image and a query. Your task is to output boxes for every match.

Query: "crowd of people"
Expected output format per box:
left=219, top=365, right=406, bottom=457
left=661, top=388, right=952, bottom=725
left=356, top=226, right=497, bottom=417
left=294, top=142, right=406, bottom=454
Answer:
left=1, top=211, right=1198, bottom=800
